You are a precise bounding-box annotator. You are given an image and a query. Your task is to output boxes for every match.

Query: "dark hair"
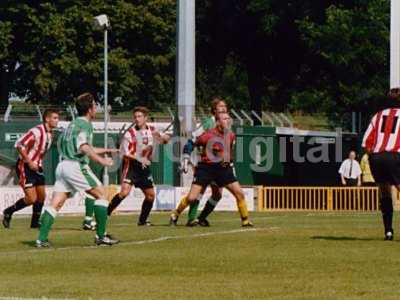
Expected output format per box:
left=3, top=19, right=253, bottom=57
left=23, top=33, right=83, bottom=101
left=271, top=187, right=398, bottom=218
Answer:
left=76, top=93, right=95, bottom=116
left=43, top=109, right=59, bottom=121
left=133, top=106, right=149, bottom=116
left=210, top=96, right=226, bottom=115
left=388, top=88, right=400, bottom=101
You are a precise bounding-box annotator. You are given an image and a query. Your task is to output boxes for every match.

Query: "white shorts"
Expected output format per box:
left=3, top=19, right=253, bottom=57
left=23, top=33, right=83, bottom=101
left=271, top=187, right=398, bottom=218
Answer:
left=54, top=160, right=102, bottom=193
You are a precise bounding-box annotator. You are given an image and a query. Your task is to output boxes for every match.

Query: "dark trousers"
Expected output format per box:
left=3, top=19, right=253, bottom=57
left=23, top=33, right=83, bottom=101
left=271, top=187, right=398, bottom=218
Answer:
left=344, top=178, right=358, bottom=186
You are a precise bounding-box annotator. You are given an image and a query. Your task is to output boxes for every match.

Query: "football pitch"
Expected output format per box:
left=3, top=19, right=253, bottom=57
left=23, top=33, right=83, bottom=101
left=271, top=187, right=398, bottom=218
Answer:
left=0, top=211, right=399, bottom=300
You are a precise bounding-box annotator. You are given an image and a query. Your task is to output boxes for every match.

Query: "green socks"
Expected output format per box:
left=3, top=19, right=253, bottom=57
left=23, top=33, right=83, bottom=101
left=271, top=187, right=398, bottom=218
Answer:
left=94, top=199, right=109, bottom=238
left=38, top=207, right=57, bottom=242
left=84, top=196, right=96, bottom=223
left=187, top=200, right=200, bottom=222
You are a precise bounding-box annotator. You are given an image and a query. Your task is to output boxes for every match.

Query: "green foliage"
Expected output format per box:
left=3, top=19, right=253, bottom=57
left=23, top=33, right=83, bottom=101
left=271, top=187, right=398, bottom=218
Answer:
left=0, top=0, right=392, bottom=128
left=0, top=0, right=176, bottom=107
left=296, top=0, right=389, bottom=128
left=195, top=0, right=390, bottom=128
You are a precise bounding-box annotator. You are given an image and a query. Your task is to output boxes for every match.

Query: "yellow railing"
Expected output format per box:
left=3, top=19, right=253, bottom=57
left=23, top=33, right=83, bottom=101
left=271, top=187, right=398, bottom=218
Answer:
left=257, top=187, right=380, bottom=211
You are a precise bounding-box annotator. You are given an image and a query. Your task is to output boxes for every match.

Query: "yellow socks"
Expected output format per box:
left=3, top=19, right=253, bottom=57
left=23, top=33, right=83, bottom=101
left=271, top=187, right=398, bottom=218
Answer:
left=175, top=196, right=190, bottom=216
left=236, top=197, right=249, bottom=221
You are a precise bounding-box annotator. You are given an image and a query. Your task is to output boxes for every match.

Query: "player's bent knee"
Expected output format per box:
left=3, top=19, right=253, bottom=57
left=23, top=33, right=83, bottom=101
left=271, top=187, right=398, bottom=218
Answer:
left=51, top=193, right=68, bottom=212
left=87, top=186, right=106, bottom=200
left=144, top=190, right=155, bottom=202
left=146, top=195, right=155, bottom=202
left=119, top=190, right=130, bottom=198
left=25, top=198, right=35, bottom=205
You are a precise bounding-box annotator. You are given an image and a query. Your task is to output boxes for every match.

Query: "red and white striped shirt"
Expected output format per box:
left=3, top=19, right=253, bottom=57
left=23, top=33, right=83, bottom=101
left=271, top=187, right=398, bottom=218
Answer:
left=14, top=124, right=53, bottom=167
left=362, top=108, right=400, bottom=153
left=120, top=125, right=155, bottom=161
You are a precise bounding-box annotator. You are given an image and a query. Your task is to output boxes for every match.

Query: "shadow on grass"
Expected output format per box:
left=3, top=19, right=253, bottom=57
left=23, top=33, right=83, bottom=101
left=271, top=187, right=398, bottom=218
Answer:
left=52, top=227, right=85, bottom=232
left=21, top=240, right=36, bottom=247
left=311, top=236, right=376, bottom=241
left=112, top=223, right=185, bottom=228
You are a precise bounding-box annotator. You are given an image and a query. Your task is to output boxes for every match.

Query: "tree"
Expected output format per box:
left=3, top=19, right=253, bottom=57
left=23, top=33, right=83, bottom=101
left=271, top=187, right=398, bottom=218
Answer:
left=0, top=0, right=177, bottom=108
left=296, top=0, right=389, bottom=128
left=196, top=0, right=389, bottom=127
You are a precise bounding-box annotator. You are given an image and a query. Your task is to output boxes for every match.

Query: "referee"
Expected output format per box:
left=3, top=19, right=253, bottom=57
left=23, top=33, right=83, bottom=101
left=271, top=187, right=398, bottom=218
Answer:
left=362, top=88, right=400, bottom=240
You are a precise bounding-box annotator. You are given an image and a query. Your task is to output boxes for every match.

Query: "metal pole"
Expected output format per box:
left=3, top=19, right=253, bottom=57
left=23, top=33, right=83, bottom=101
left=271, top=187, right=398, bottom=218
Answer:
left=240, top=110, right=254, bottom=126
left=4, top=104, right=12, bottom=122
left=103, top=28, right=109, bottom=186
left=231, top=109, right=244, bottom=126
left=175, top=0, right=196, bottom=186
left=391, top=0, right=400, bottom=89
left=36, top=105, right=43, bottom=122
left=176, top=0, right=196, bottom=134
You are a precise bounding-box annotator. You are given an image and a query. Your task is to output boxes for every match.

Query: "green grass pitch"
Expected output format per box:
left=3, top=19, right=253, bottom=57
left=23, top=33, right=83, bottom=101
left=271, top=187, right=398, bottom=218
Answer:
left=0, top=211, right=399, bottom=299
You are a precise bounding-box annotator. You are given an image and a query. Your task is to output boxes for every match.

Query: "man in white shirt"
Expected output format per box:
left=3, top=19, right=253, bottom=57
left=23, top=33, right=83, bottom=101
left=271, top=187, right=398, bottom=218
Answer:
left=338, top=151, right=362, bottom=187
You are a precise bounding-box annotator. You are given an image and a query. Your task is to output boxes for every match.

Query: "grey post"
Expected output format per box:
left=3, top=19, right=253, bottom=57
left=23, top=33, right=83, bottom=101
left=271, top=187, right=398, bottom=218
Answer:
left=176, top=0, right=196, bottom=185
left=391, top=0, right=400, bottom=89
left=94, top=14, right=111, bottom=185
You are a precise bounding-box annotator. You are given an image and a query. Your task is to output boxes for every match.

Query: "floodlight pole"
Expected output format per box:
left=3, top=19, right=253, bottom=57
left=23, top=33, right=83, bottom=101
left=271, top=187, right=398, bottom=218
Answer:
left=175, top=0, right=196, bottom=186
left=391, top=0, right=400, bottom=89
left=103, top=25, right=109, bottom=186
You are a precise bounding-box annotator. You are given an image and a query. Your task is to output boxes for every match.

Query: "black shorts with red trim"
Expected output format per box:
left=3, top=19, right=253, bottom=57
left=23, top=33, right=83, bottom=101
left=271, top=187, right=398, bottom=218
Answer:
left=193, top=162, right=237, bottom=188
left=369, top=152, right=400, bottom=185
left=121, top=159, right=154, bottom=189
left=16, top=159, right=45, bottom=189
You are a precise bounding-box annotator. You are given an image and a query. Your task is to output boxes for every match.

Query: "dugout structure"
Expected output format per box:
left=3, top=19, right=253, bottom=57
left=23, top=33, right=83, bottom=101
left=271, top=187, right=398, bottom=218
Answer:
left=233, top=126, right=358, bottom=186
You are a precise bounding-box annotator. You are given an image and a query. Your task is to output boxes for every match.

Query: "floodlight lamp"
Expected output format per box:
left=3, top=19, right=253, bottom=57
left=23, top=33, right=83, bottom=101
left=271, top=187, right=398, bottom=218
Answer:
left=93, top=14, right=110, bottom=30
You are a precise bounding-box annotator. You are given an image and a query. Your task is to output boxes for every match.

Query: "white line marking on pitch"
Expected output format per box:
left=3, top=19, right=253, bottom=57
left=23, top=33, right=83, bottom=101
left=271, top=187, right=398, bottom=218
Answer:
left=111, top=216, right=281, bottom=227
left=0, top=297, right=75, bottom=300
left=0, top=227, right=277, bottom=256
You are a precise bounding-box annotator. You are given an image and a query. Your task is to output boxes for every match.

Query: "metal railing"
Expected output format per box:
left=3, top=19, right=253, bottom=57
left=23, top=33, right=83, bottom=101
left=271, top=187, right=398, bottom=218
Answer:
left=257, top=186, right=380, bottom=211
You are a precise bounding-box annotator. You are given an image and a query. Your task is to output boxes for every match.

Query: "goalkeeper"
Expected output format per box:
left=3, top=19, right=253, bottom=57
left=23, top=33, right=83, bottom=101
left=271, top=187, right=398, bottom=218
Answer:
left=169, top=97, right=228, bottom=226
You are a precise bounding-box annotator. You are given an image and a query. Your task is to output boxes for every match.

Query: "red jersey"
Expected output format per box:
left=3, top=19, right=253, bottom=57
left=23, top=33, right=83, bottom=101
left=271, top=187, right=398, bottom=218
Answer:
left=362, top=108, right=400, bottom=153
left=14, top=124, right=53, bottom=167
left=195, top=127, right=236, bottom=164
left=120, top=125, right=155, bottom=160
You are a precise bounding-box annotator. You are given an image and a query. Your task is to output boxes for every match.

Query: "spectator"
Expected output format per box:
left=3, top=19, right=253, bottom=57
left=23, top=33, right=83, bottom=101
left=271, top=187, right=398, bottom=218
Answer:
left=360, top=153, right=375, bottom=186
left=339, top=151, right=361, bottom=187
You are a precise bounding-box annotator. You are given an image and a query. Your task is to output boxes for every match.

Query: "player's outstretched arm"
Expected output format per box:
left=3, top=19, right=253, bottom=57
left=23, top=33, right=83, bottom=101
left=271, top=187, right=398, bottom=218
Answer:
left=80, top=144, right=113, bottom=167
left=153, top=131, right=171, bottom=144
left=123, top=153, right=151, bottom=168
left=92, top=147, right=119, bottom=155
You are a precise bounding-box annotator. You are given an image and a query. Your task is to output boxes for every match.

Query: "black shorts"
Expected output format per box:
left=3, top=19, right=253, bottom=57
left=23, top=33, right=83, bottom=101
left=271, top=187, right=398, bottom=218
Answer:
left=16, top=159, right=45, bottom=189
left=193, top=163, right=237, bottom=188
left=121, top=159, right=154, bottom=189
left=369, top=152, right=400, bottom=185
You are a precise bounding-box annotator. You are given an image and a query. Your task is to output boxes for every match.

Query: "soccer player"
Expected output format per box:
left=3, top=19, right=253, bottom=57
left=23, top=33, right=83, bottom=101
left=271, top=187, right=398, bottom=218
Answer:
left=362, top=88, right=400, bottom=240
left=36, top=92, right=119, bottom=247
left=107, top=106, right=170, bottom=225
left=170, top=97, right=227, bottom=226
left=2, top=109, right=59, bottom=229
left=180, top=111, right=253, bottom=227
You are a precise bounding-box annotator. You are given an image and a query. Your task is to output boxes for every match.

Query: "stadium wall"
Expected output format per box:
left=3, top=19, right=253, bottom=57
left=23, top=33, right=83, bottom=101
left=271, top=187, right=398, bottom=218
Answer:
left=0, top=185, right=255, bottom=214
